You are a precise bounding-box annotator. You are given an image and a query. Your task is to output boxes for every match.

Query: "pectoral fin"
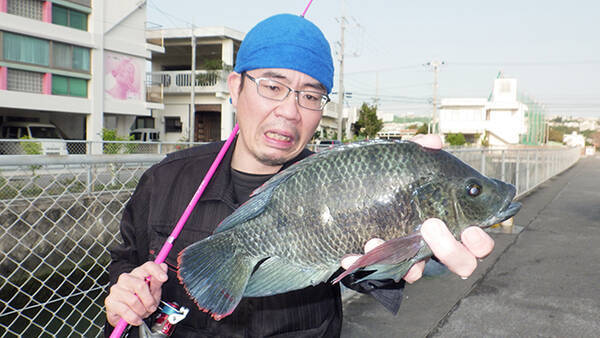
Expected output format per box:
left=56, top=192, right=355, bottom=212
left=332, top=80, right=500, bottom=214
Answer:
left=333, top=233, right=423, bottom=284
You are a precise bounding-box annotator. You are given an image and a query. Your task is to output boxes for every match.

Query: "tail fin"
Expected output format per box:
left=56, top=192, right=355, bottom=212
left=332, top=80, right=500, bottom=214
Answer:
left=177, top=233, right=256, bottom=320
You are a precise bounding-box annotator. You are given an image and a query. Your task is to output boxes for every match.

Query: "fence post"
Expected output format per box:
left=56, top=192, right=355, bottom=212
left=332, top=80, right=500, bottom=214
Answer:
left=515, top=150, right=520, bottom=195
left=501, top=149, right=506, bottom=182
left=480, top=149, right=486, bottom=176
left=87, top=163, right=94, bottom=193
left=526, top=151, right=530, bottom=191
left=535, top=150, right=539, bottom=186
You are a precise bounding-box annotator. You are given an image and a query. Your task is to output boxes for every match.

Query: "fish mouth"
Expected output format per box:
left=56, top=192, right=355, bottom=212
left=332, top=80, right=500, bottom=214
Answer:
left=480, top=181, right=522, bottom=228
left=480, top=201, right=521, bottom=228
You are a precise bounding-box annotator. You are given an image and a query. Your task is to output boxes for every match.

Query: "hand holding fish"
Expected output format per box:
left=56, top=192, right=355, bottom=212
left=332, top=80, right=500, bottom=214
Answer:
left=105, top=262, right=168, bottom=327
left=340, top=219, right=495, bottom=282
left=340, top=134, right=496, bottom=282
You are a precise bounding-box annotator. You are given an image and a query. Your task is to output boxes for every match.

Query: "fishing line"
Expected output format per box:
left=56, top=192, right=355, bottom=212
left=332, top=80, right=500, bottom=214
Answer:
left=109, top=0, right=317, bottom=336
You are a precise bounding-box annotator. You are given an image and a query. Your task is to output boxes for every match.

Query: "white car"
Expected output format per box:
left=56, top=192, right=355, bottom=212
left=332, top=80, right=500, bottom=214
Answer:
left=0, top=122, right=68, bottom=155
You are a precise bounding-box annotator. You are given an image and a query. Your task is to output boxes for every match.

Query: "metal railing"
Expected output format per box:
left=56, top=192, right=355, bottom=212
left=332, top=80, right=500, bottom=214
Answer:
left=146, top=70, right=229, bottom=94
left=0, top=139, right=207, bottom=156
left=449, top=146, right=581, bottom=198
left=0, top=145, right=582, bottom=337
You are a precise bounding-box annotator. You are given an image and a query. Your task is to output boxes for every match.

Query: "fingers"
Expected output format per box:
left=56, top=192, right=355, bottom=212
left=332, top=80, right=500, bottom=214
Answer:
left=410, top=134, right=443, bottom=150
left=403, top=260, right=425, bottom=284
left=105, top=262, right=168, bottom=327
left=340, top=237, right=386, bottom=270
left=421, top=219, right=494, bottom=279
left=340, top=254, right=360, bottom=270
left=364, top=238, right=385, bottom=253
left=461, top=227, right=495, bottom=258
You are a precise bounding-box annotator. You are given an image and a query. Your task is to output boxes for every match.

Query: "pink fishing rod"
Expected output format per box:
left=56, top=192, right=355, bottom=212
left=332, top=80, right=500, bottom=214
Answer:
left=109, top=124, right=239, bottom=338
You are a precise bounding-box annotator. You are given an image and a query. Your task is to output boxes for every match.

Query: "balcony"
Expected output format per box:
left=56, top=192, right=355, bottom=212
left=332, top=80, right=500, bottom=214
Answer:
left=146, top=70, right=229, bottom=95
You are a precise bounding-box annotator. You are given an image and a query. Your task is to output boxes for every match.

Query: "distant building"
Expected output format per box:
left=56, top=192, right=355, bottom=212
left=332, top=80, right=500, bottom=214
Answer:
left=577, top=118, right=598, bottom=131
left=438, top=98, right=488, bottom=144
left=563, top=131, right=585, bottom=148
left=317, top=102, right=356, bottom=140
left=0, top=0, right=160, bottom=151
left=377, top=123, right=418, bottom=140
left=439, top=78, right=543, bottom=147
left=146, top=26, right=243, bottom=142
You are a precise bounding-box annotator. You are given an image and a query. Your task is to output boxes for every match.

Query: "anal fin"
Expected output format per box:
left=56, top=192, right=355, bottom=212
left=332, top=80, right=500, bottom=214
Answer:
left=333, top=233, right=423, bottom=284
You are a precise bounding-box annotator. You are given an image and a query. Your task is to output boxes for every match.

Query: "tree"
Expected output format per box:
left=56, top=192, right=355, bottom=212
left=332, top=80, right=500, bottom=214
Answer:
left=416, top=123, right=428, bottom=135
left=445, top=133, right=466, bottom=146
left=548, top=127, right=564, bottom=143
left=352, top=103, right=383, bottom=138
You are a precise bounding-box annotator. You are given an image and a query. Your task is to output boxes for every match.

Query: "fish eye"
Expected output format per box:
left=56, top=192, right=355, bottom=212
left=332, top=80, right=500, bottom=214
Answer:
left=466, top=182, right=482, bottom=197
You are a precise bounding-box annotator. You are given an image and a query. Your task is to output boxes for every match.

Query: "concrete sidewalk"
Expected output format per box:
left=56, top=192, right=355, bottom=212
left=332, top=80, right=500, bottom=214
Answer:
left=341, top=154, right=600, bottom=337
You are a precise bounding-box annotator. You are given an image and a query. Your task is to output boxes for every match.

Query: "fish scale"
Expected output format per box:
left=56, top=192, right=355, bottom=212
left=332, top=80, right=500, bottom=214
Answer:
left=178, top=139, right=521, bottom=320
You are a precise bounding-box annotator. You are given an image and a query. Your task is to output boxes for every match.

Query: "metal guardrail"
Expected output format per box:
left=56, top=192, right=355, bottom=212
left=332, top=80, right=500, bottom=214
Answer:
left=0, top=145, right=582, bottom=337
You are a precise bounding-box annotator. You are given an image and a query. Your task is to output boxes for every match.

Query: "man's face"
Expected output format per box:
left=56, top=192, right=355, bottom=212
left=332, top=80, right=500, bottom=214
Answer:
left=228, top=68, right=326, bottom=173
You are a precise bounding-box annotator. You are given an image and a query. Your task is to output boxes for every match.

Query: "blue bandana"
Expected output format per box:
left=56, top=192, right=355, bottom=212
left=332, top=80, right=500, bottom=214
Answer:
left=234, top=14, right=334, bottom=93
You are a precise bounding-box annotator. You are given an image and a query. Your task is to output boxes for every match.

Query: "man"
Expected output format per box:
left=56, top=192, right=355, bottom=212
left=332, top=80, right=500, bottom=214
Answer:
left=105, top=13, right=494, bottom=337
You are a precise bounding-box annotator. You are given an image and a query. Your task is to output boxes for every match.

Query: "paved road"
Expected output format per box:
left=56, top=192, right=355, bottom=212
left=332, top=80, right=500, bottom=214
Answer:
left=341, top=154, right=600, bottom=337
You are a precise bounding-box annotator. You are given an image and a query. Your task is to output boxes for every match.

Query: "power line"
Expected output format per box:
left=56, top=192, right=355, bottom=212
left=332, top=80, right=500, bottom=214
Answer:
left=448, top=60, right=600, bottom=67
left=148, top=0, right=191, bottom=28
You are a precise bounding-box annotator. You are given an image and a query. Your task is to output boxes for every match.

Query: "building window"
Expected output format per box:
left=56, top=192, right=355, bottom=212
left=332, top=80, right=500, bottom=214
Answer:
left=52, top=75, right=87, bottom=97
left=72, top=46, right=90, bottom=71
left=52, top=43, right=72, bottom=69
left=7, top=68, right=43, bottom=93
left=165, top=117, right=182, bottom=133
left=3, top=32, right=49, bottom=66
left=135, top=117, right=155, bottom=129
left=52, top=42, right=90, bottom=72
left=7, top=0, right=43, bottom=21
left=52, top=5, right=88, bottom=31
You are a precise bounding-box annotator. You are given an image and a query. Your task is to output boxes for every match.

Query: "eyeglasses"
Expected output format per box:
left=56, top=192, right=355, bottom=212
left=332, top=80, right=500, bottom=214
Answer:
left=244, top=73, right=330, bottom=111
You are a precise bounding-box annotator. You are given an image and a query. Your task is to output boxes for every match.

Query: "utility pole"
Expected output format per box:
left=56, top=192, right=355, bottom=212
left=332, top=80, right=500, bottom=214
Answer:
left=189, top=25, right=196, bottom=142
left=425, top=61, right=444, bottom=134
left=336, top=0, right=346, bottom=142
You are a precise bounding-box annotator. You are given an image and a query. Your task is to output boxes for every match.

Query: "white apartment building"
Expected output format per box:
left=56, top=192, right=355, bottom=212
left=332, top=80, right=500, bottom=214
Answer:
left=563, top=131, right=585, bottom=148
left=439, top=78, right=529, bottom=146
left=0, top=0, right=161, bottom=150
left=145, top=26, right=242, bottom=142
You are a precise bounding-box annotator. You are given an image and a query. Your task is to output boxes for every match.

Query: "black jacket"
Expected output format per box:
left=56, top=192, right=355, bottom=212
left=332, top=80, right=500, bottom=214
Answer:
left=106, top=140, right=403, bottom=337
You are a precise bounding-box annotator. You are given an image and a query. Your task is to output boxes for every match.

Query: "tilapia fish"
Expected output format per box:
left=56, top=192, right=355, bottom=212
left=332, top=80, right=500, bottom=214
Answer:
left=178, top=140, right=521, bottom=320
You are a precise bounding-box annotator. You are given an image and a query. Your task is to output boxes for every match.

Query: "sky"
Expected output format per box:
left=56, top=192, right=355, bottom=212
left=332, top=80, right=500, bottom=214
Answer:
left=147, top=0, right=600, bottom=118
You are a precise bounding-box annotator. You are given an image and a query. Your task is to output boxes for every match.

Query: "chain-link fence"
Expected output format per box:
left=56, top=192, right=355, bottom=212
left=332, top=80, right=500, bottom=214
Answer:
left=0, top=139, right=207, bottom=156
left=0, top=145, right=582, bottom=337
left=0, top=155, right=163, bottom=337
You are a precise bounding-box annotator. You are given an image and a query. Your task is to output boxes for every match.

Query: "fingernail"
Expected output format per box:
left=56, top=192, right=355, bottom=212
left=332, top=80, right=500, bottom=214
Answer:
left=460, top=276, right=468, bottom=280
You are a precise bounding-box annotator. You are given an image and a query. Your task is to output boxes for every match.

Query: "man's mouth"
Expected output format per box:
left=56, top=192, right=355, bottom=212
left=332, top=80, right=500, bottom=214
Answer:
left=266, top=131, right=292, bottom=143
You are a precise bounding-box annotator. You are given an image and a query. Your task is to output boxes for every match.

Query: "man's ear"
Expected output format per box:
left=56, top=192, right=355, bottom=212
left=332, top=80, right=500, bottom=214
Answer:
left=228, top=72, right=242, bottom=106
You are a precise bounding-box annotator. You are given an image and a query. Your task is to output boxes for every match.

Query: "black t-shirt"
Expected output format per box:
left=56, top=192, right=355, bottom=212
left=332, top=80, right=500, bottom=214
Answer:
left=230, top=168, right=274, bottom=205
